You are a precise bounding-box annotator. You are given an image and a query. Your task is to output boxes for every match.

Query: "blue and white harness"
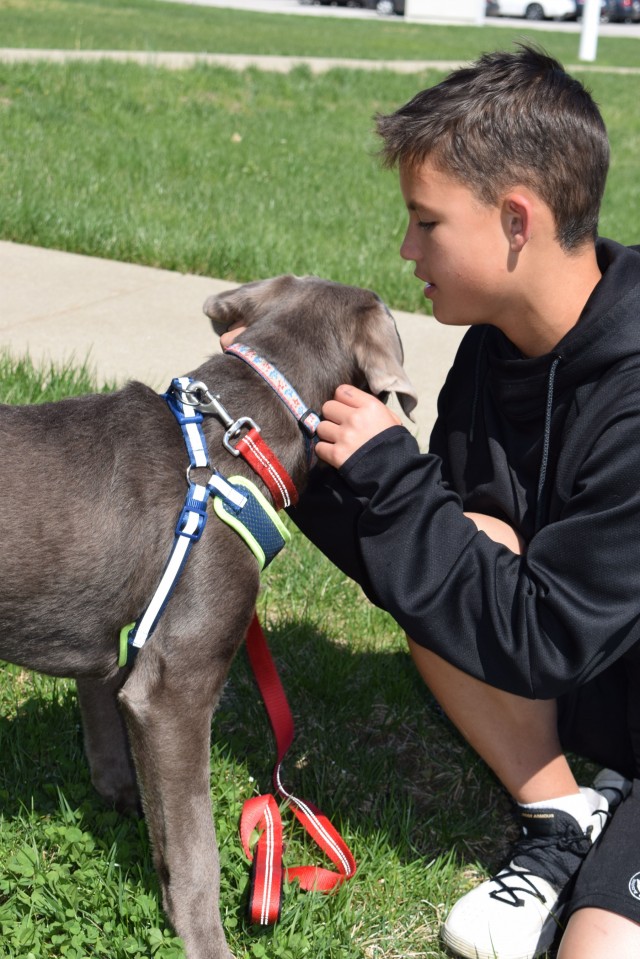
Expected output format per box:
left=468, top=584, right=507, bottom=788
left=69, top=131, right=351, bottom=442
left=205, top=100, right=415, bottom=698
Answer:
left=118, top=347, right=319, bottom=668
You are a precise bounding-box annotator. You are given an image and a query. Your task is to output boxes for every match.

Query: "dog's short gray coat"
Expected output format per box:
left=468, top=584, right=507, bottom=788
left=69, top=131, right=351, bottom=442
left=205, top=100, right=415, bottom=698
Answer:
left=0, top=275, right=417, bottom=959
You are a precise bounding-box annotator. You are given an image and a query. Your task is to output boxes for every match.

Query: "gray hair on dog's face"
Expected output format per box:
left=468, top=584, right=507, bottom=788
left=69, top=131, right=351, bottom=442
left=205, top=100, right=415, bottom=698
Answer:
left=204, top=274, right=417, bottom=419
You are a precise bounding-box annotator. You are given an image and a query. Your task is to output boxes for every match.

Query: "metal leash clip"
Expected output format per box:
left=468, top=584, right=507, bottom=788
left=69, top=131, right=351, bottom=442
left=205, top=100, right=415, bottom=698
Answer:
left=180, top=380, right=261, bottom=456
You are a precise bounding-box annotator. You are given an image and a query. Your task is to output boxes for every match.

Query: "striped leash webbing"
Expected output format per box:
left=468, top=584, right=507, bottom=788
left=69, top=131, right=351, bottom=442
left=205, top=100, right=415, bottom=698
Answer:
left=240, top=614, right=357, bottom=925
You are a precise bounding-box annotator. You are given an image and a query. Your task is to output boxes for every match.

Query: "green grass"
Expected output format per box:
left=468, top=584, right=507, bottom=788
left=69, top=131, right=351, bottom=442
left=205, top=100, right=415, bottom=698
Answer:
left=1, top=61, right=639, bottom=313
left=2, top=0, right=640, bottom=68
left=0, top=352, right=114, bottom=404
left=0, top=355, right=599, bottom=959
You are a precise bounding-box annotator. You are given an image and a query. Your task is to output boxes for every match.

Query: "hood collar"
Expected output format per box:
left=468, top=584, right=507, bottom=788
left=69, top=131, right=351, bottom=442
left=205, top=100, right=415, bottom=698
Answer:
left=472, top=239, right=640, bottom=530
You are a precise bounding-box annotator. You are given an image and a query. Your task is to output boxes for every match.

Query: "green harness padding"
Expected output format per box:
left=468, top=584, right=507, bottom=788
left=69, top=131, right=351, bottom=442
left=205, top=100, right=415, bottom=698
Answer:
left=118, top=475, right=290, bottom=668
left=213, top=475, right=290, bottom=571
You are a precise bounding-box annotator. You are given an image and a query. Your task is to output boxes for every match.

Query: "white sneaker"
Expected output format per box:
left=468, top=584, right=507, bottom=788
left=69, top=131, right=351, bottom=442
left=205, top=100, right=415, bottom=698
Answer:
left=441, top=789, right=609, bottom=959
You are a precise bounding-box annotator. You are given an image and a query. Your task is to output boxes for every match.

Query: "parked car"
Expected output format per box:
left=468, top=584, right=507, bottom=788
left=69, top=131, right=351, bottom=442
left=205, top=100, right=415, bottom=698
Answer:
left=574, top=0, right=639, bottom=18
left=300, top=0, right=404, bottom=10
left=572, top=0, right=607, bottom=16
left=365, top=0, right=405, bottom=12
left=299, top=1, right=366, bottom=7
left=488, top=0, right=575, bottom=16
left=372, top=0, right=404, bottom=11
left=602, top=0, right=640, bottom=18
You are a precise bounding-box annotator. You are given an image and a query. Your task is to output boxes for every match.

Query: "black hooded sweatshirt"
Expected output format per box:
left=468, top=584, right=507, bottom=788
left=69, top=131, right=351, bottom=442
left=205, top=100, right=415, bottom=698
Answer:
left=290, top=239, right=640, bottom=713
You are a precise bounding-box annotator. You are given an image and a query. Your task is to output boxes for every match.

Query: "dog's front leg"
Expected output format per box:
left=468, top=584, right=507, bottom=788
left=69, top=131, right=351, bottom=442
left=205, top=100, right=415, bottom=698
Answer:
left=76, top=673, right=139, bottom=814
left=118, top=655, right=234, bottom=959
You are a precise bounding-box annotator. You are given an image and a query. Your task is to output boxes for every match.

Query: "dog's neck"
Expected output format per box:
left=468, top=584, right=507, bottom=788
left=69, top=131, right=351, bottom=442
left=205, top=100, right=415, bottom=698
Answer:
left=185, top=346, right=320, bottom=508
left=223, top=342, right=320, bottom=446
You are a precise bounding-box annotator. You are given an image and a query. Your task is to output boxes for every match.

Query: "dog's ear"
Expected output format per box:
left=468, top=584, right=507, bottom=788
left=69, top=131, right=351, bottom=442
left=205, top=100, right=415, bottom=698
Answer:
left=354, top=300, right=418, bottom=420
left=203, top=282, right=259, bottom=337
left=203, top=276, right=297, bottom=337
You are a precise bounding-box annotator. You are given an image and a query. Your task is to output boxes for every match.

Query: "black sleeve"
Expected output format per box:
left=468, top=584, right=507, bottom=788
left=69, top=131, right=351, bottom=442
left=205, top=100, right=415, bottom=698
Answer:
left=287, top=464, right=382, bottom=606
left=334, top=418, right=640, bottom=700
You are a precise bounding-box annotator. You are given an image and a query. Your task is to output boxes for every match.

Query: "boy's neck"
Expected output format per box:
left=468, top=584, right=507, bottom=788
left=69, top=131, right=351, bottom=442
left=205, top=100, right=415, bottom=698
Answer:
left=502, top=244, right=602, bottom=359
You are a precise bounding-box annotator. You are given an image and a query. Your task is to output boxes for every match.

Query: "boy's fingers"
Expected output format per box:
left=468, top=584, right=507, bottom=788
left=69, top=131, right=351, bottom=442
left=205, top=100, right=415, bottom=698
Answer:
left=314, top=443, right=339, bottom=468
left=333, top=385, right=371, bottom=407
left=321, top=387, right=379, bottom=423
left=320, top=399, right=351, bottom=425
left=316, top=419, right=340, bottom=442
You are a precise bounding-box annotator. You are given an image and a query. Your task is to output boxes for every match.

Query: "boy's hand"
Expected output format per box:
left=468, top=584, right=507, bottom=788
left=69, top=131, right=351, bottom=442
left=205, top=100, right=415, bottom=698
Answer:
left=315, top=385, right=402, bottom=469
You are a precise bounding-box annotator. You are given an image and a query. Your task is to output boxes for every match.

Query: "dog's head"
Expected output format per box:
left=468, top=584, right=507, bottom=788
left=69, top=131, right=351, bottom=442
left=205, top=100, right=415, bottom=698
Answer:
left=203, top=275, right=417, bottom=419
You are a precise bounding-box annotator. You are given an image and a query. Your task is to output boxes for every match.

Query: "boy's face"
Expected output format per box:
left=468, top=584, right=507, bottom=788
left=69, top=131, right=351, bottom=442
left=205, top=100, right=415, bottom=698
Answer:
left=399, top=160, right=514, bottom=330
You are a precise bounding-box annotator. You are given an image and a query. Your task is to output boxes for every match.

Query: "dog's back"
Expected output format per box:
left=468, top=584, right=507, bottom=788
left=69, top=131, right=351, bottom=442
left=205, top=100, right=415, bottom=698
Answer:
left=0, top=384, right=186, bottom=674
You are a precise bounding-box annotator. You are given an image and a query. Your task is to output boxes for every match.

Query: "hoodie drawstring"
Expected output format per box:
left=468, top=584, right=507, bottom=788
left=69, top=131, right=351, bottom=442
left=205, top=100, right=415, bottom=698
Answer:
left=469, top=327, right=489, bottom=444
left=535, top=354, right=561, bottom=532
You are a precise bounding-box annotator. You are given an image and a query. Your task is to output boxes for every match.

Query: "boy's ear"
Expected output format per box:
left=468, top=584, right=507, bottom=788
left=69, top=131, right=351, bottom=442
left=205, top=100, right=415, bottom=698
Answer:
left=502, top=193, right=533, bottom=252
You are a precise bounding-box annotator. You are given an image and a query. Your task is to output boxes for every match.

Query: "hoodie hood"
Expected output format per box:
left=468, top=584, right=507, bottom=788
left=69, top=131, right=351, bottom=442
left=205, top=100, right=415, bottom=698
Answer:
left=463, top=240, right=640, bottom=533
left=484, top=240, right=640, bottom=424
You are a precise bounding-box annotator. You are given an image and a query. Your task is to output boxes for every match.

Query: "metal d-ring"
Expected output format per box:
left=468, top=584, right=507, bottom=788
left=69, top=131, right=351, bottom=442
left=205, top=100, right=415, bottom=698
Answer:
left=185, top=463, right=215, bottom=487
left=223, top=416, right=260, bottom=456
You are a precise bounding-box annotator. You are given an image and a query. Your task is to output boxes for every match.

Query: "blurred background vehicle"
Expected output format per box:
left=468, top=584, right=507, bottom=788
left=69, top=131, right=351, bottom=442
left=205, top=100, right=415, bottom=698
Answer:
left=573, top=0, right=639, bottom=18
left=299, top=1, right=366, bottom=7
left=572, top=0, right=606, bottom=16
left=605, top=0, right=636, bottom=18
left=486, top=0, right=574, bottom=17
left=364, top=0, right=405, bottom=12
left=362, top=0, right=402, bottom=17
left=299, top=0, right=404, bottom=10
left=605, top=0, right=640, bottom=19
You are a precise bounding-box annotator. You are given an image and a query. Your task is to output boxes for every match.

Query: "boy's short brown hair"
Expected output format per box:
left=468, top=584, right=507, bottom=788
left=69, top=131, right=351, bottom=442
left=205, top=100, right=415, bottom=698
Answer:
left=376, top=45, right=609, bottom=251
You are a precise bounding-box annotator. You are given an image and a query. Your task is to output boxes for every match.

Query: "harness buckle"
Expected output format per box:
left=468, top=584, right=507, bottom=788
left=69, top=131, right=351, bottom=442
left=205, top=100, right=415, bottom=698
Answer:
left=223, top=417, right=260, bottom=456
left=175, top=497, right=209, bottom=541
left=179, top=381, right=236, bottom=430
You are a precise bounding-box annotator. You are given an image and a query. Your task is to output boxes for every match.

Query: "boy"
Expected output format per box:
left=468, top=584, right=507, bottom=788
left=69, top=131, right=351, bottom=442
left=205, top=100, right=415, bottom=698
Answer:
left=288, top=46, right=640, bottom=959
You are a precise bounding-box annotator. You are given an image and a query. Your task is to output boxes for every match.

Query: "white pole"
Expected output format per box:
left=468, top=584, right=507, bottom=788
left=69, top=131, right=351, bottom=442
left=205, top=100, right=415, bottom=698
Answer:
left=579, top=0, right=601, bottom=62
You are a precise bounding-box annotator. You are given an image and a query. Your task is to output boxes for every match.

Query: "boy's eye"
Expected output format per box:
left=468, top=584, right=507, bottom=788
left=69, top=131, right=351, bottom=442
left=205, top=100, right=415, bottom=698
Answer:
left=418, top=220, right=436, bottom=232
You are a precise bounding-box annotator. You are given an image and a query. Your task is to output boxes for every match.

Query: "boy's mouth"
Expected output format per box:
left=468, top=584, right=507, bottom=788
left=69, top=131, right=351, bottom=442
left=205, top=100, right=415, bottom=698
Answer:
left=424, top=281, right=435, bottom=297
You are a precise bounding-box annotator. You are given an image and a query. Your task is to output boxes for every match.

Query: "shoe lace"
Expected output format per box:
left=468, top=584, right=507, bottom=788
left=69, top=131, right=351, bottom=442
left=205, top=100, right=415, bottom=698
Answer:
left=489, top=865, right=548, bottom=907
left=488, top=830, right=592, bottom=908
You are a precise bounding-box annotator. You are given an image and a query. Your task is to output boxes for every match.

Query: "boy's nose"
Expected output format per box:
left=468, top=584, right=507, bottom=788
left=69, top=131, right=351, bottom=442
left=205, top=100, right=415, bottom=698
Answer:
left=400, top=231, right=417, bottom=262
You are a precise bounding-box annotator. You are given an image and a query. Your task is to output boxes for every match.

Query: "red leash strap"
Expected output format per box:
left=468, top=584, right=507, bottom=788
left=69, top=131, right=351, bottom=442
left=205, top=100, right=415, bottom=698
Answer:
left=240, top=614, right=357, bottom=925
left=235, top=428, right=299, bottom=510
left=242, top=795, right=285, bottom=925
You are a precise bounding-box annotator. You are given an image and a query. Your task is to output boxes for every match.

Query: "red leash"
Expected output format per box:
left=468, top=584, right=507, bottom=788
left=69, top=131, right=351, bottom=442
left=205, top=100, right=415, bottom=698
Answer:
left=240, top=614, right=357, bottom=925
left=234, top=428, right=298, bottom=511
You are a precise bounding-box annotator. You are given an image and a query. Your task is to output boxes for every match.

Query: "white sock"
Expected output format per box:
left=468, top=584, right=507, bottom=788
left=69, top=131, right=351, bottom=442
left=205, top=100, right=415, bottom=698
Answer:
left=519, top=791, right=595, bottom=833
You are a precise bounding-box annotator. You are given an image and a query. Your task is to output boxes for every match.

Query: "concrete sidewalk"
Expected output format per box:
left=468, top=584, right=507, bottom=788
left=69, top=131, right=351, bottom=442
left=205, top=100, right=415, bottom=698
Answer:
left=0, top=241, right=464, bottom=446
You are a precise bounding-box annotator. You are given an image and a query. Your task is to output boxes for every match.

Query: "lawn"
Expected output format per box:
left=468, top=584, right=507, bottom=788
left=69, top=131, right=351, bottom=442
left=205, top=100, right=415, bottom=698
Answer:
left=0, top=62, right=638, bottom=314
left=1, top=0, right=640, bottom=68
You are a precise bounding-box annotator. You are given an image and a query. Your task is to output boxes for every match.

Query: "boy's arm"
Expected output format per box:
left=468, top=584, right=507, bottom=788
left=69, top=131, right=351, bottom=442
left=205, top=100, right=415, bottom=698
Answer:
left=305, top=397, right=640, bottom=701
left=464, top=512, right=526, bottom=554
left=315, top=387, right=527, bottom=552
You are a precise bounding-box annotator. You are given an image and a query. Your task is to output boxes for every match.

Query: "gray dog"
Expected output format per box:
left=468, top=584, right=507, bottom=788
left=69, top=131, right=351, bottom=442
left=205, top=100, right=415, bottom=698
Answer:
left=0, top=274, right=417, bottom=959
